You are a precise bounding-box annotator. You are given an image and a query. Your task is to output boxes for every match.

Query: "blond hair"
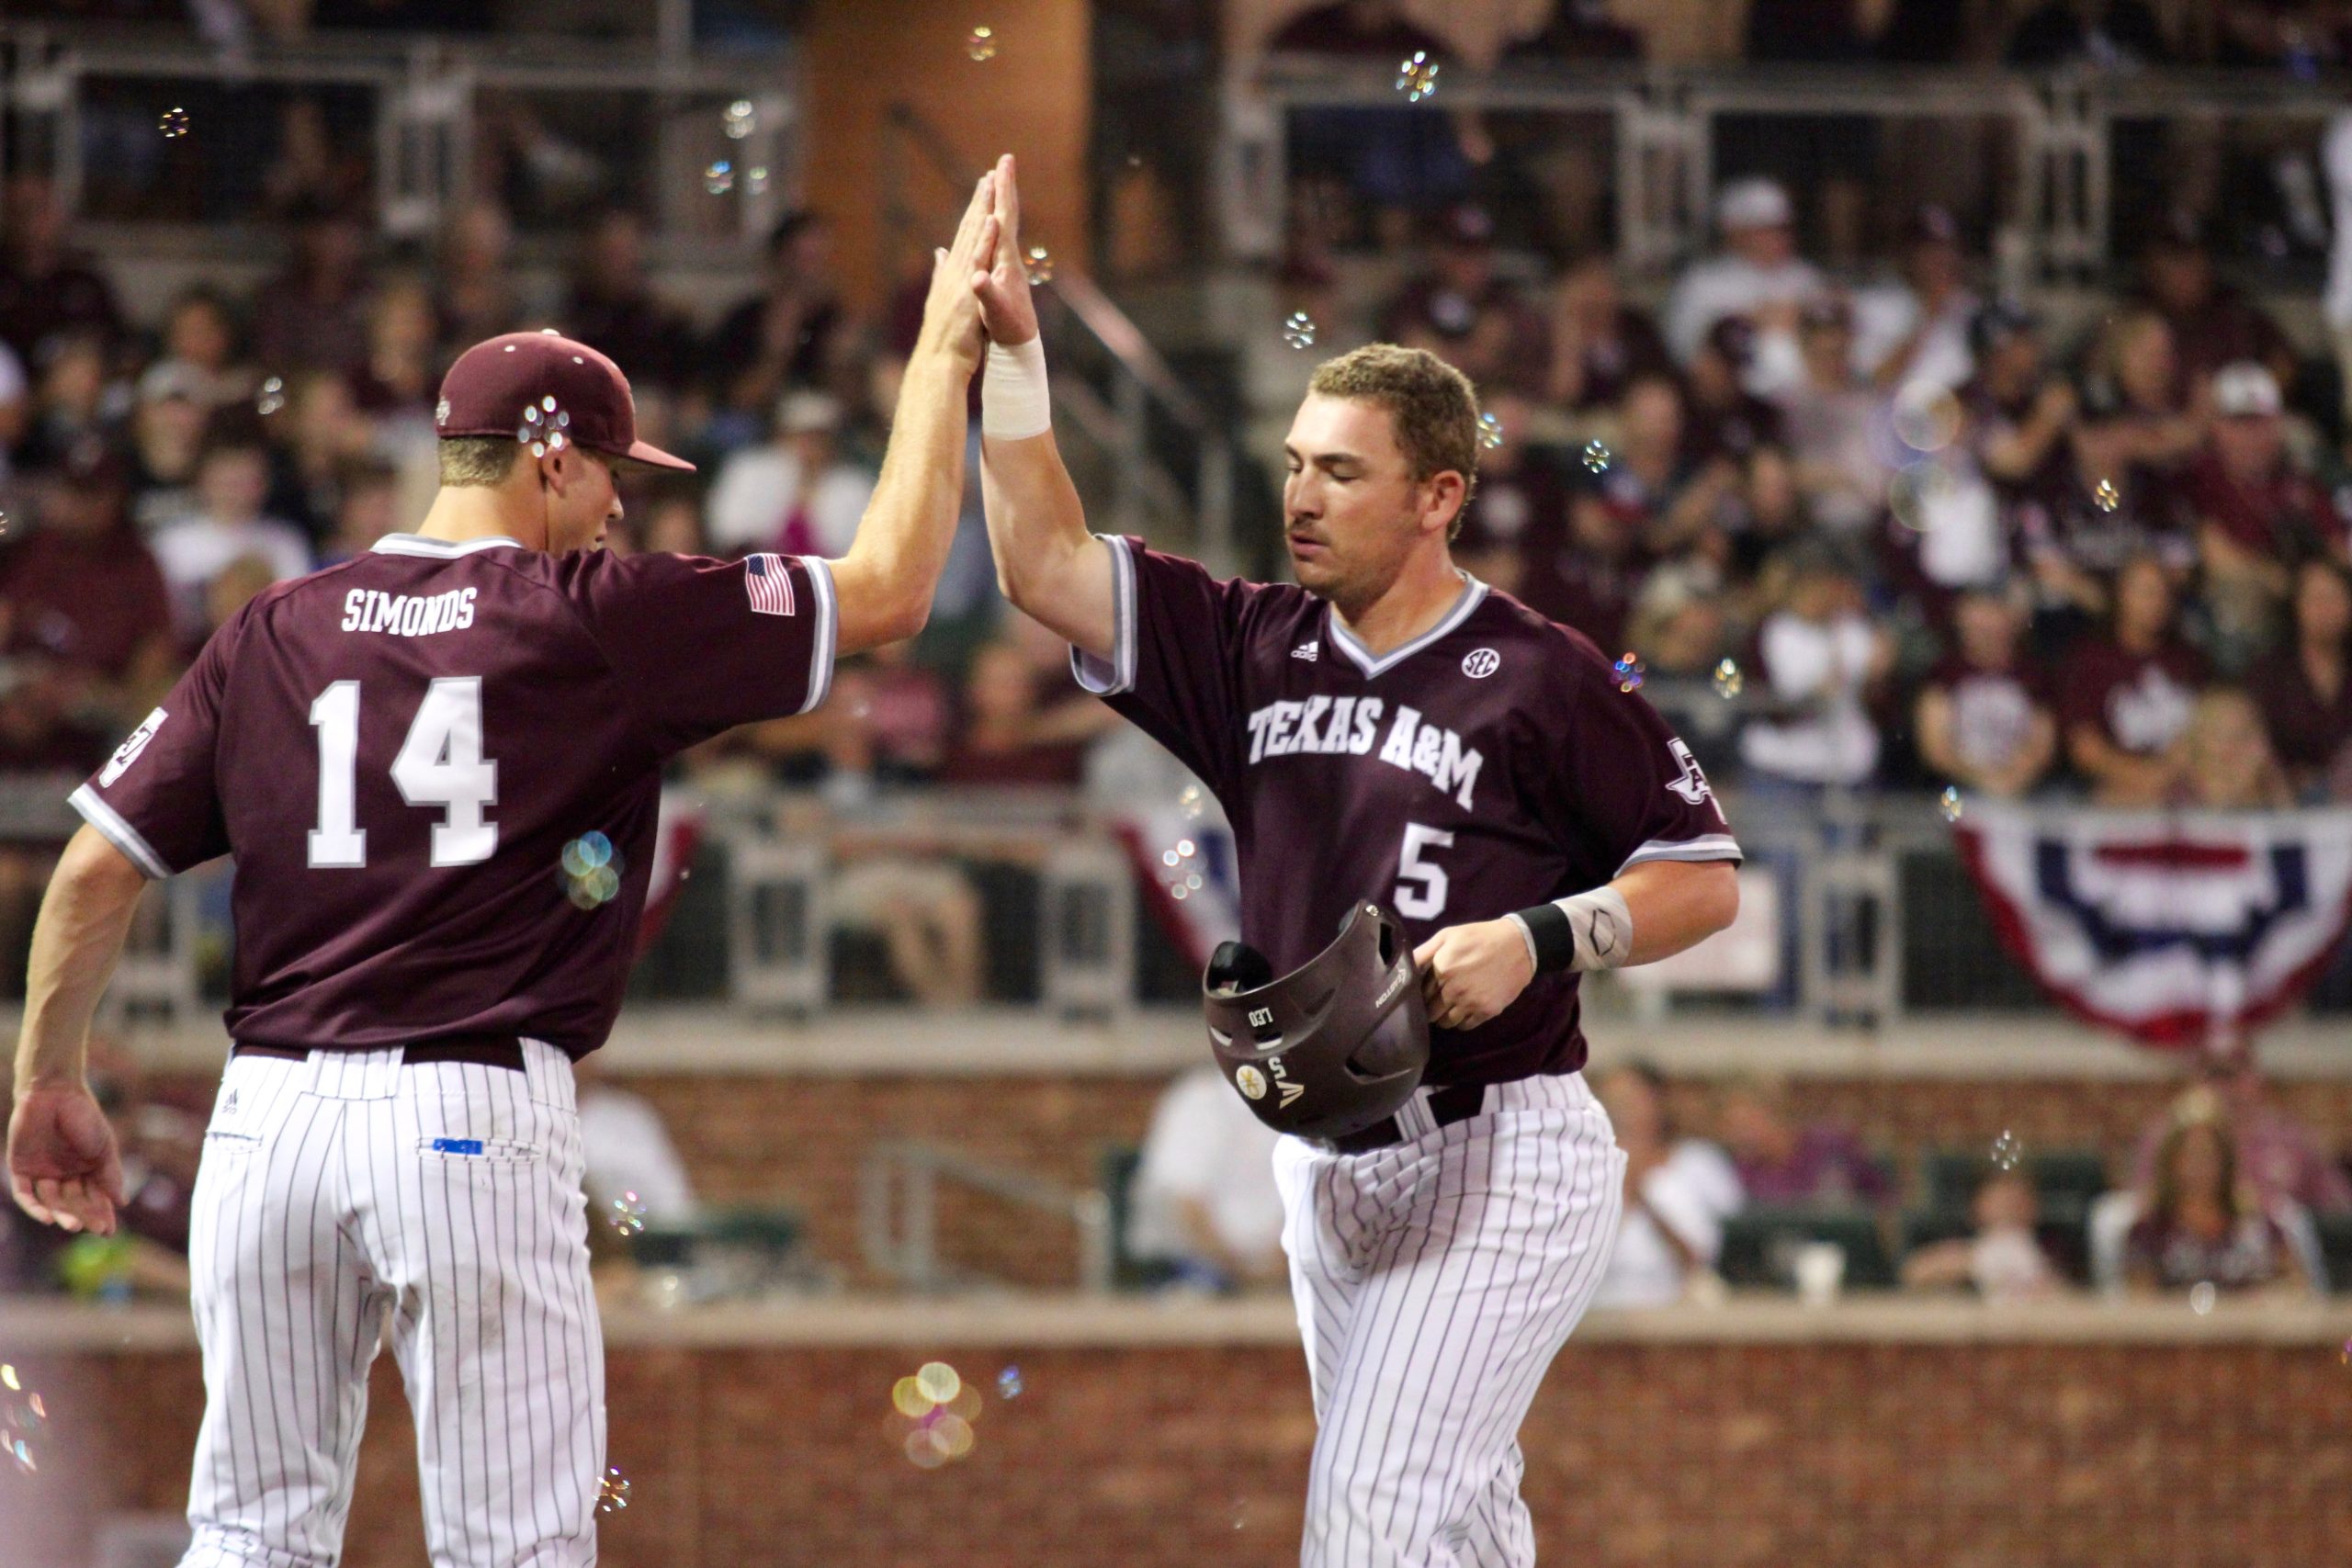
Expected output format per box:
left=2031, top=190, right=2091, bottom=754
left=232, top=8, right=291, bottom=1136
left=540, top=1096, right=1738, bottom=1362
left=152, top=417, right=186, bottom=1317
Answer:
left=1307, top=344, right=1480, bottom=537
left=438, top=436, right=522, bottom=488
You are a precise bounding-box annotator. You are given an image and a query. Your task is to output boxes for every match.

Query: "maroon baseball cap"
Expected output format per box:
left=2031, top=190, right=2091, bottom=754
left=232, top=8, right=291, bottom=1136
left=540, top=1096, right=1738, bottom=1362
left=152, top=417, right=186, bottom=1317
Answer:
left=435, top=330, right=694, bottom=472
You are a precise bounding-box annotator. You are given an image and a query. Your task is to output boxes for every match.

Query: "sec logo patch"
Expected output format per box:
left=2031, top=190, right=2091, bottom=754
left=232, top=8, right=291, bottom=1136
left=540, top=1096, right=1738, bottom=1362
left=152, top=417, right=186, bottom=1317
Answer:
left=1462, top=648, right=1500, bottom=679
left=1235, top=1065, right=1268, bottom=1100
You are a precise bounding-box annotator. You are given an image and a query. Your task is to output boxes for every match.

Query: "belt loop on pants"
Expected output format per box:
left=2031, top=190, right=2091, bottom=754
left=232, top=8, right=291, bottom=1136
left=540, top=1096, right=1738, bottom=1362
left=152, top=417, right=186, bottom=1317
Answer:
left=232, top=1036, right=528, bottom=1072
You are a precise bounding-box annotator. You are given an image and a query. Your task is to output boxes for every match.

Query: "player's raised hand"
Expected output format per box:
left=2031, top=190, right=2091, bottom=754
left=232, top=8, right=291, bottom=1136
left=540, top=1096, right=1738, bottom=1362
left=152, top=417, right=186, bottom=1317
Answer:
left=1413, top=919, right=1536, bottom=1032
left=972, top=152, right=1040, bottom=347
left=916, top=169, right=1000, bottom=366
left=7, top=1082, right=125, bottom=1235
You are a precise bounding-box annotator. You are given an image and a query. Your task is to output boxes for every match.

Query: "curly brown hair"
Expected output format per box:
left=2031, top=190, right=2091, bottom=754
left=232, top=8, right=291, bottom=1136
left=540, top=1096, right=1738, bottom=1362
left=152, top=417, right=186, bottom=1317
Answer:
left=1306, top=344, right=1481, bottom=538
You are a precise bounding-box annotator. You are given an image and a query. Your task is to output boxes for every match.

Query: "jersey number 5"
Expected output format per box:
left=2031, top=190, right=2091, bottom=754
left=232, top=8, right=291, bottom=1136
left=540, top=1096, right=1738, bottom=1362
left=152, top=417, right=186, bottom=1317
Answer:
left=1394, top=822, right=1453, bottom=921
left=308, top=679, right=499, bottom=869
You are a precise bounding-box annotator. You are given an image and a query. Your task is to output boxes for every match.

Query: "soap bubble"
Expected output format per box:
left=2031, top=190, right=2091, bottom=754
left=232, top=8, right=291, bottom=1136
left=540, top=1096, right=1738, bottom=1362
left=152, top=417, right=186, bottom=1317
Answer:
left=915, top=1361, right=962, bottom=1404
left=1939, top=786, right=1964, bottom=824
left=255, top=377, right=286, bottom=417
left=967, top=26, right=998, bottom=62
left=723, top=99, right=755, bottom=140
left=997, top=1365, right=1023, bottom=1398
left=1712, top=659, right=1743, bottom=699
left=1395, top=51, right=1440, bottom=102
left=1023, top=244, right=1055, bottom=285
left=1476, top=412, right=1504, bottom=451
left=746, top=165, right=770, bottom=195
left=1611, top=652, right=1645, bottom=694
left=1282, top=311, right=1317, bottom=350
left=596, top=1467, right=631, bottom=1513
left=159, top=107, right=191, bottom=139
left=2189, top=1280, right=2216, bottom=1316
left=1891, top=382, right=1963, bottom=454
left=2093, top=478, right=2120, bottom=513
left=1582, top=439, right=1612, bottom=474
left=1178, top=784, right=1204, bottom=820
left=704, top=161, right=735, bottom=196
left=1990, top=1130, right=2023, bottom=1170
left=607, top=1190, right=647, bottom=1235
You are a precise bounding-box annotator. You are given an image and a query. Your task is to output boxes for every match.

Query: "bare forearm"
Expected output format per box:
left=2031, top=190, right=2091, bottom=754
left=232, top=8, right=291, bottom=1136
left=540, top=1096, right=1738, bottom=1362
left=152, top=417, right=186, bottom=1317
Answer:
left=979, top=430, right=1114, bottom=659
left=832, top=346, right=978, bottom=652
left=15, top=827, right=148, bottom=1095
left=1616, top=859, right=1738, bottom=967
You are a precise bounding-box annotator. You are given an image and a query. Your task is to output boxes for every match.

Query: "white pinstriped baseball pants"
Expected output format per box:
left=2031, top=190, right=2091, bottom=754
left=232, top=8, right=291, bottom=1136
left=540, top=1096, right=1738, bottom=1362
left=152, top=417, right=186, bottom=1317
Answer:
left=1272, top=1073, right=1625, bottom=1568
left=179, top=1041, right=604, bottom=1568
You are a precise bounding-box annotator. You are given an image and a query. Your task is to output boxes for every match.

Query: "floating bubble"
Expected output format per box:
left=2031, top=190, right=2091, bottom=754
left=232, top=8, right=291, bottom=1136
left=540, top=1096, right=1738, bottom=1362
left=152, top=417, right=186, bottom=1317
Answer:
left=607, top=1190, right=647, bottom=1235
left=1395, top=51, right=1440, bottom=102
left=1161, top=850, right=1181, bottom=868
left=1582, top=439, right=1612, bottom=474
left=1713, top=659, right=1744, bottom=700
left=891, top=1375, right=933, bottom=1418
left=560, top=833, right=624, bottom=908
left=916, top=1361, right=962, bottom=1404
left=159, top=107, right=190, bottom=139
left=1178, top=784, right=1204, bottom=820
left=2093, top=478, right=2120, bottom=513
left=967, top=26, right=997, bottom=62
left=723, top=99, right=755, bottom=140
left=1176, top=839, right=1195, bottom=858
left=0, top=1367, right=16, bottom=1393
left=1023, top=244, right=1055, bottom=286
left=1990, top=1130, right=2023, bottom=1170
left=255, top=377, right=286, bottom=417
left=945, top=1382, right=983, bottom=1422
left=1891, top=382, right=1963, bottom=454
left=746, top=165, right=770, bottom=195
left=1939, top=786, right=1964, bottom=824
left=1476, top=412, right=1504, bottom=451
left=997, top=1365, right=1023, bottom=1399
left=1185, top=874, right=1203, bottom=890
left=2189, top=1280, right=2216, bottom=1316
left=596, top=1467, right=630, bottom=1514
left=1170, top=884, right=1190, bottom=901
left=704, top=160, right=735, bottom=196
left=1282, top=310, right=1317, bottom=350
left=2341, top=1336, right=2350, bottom=1364
left=932, top=1411, right=977, bottom=1460
left=1889, top=462, right=1961, bottom=533
left=1611, top=652, right=1645, bottom=694
left=903, top=1427, right=950, bottom=1469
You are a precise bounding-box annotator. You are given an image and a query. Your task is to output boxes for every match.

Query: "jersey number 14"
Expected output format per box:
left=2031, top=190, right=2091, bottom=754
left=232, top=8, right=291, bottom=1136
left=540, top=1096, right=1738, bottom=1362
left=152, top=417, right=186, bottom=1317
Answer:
left=308, top=678, right=498, bottom=869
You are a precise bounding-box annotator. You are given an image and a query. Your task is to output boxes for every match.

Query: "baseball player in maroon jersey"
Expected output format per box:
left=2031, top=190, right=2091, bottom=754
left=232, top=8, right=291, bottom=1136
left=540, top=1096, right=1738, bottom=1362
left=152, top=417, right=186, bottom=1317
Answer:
left=7, top=175, right=1005, bottom=1566
left=970, top=156, right=1741, bottom=1566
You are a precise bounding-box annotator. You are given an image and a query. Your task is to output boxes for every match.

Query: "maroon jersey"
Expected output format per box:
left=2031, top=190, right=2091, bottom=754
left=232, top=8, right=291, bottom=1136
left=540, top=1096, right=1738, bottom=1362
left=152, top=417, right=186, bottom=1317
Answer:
left=1079, top=536, right=1740, bottom=1085
left=72, top=533, right=837, bottom=1056
left=2057, top=637, right=2209, bottom=756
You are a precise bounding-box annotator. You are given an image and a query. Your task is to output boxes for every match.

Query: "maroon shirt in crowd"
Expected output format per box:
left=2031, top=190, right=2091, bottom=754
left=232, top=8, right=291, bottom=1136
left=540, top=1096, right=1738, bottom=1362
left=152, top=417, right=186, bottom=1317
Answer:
left=2058, top=638, right=2209, bottom=757
left=1920, top=652, right=2056, bottom=781
left=2180, top=450, right=2342, bottom=559
left=72, top=535, right=837, bottom=1056
left=1077, top=537, right=1739, bottom=1085
left=1, top=527, right=171, bottom=678
left=2252, top=648, right=2352, bottom=781
left=1734, top=1125, right=1892, bottom=1207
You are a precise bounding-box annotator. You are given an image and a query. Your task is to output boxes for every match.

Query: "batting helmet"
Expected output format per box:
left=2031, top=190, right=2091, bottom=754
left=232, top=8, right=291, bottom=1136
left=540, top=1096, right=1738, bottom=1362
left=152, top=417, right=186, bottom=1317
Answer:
left=1202, top=903, right=1430, bottom=1140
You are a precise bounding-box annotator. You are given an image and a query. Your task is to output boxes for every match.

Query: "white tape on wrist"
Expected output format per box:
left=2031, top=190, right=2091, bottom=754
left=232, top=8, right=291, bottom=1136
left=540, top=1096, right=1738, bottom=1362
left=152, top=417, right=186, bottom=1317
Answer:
left=982, top=337, right=1052, bottom=440
left=1557, top=886, right=1634, bottom=973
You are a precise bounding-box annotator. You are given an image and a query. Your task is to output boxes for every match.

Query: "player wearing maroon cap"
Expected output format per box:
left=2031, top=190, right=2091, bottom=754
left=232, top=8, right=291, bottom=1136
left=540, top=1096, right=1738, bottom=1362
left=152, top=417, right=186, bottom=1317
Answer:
left=7, top=175, right=1006, bottom=1566
left=972, top=155, right=1741, bottom=1567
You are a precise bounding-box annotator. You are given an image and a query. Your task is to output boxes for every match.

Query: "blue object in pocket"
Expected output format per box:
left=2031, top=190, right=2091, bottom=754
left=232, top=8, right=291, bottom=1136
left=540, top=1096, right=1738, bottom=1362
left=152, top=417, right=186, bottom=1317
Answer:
left=430, top=1138, right=485, bottom=1156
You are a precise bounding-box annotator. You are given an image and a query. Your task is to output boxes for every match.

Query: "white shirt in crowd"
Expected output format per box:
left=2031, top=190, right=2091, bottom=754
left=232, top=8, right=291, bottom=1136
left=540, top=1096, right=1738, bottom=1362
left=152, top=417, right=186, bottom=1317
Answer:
left=1739, top=610, right=1884, bottom=786
left=1593, top=1139, right=1744, bottom=1311
left=1664, top=254, right=1825, bottom=397
left=578, top=1085, right=699, bottom=1225
left=1128, top=1065, right=1284, bottom=1269
left=1851, top=283, right=1979, bottom=395
left=149, top=513, right=314, bottom=636
left=705, top=445, right=878, bottom=557
left=2324, top=111, right=2352, bottom=330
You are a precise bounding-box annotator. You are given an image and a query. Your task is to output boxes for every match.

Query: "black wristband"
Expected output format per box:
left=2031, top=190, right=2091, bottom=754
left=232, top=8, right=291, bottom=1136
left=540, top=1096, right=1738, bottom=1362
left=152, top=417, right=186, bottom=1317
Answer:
left=1515, top=904, right=1577, bottom=973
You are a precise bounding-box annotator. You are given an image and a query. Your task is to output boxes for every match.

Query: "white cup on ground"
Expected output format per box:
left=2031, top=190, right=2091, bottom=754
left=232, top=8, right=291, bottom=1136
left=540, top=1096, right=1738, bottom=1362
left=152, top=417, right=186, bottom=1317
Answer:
left=1792, top=1241, right=1847, bottom=1306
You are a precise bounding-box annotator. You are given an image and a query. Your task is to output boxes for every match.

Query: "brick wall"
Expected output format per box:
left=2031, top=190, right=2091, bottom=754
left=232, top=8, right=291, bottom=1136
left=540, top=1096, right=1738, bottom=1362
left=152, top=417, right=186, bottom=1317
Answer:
left=10, top=1334, right=2348, bottom=1568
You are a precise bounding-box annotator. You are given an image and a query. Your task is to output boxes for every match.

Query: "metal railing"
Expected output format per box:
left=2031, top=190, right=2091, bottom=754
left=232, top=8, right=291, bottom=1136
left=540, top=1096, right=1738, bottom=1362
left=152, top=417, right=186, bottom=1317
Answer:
left=0, top=22, right=798, bottom=245
left=880, top=102, right=1239, bottom=570
left=1227, top=58, right=2352, bottom=280
left=860, top=1139, right=1114, bottom=1294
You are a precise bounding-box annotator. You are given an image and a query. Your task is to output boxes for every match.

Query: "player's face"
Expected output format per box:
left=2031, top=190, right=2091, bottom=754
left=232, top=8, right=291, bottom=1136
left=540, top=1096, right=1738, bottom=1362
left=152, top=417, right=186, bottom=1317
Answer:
left=1282, top=394, right=1455, bottom=608
left=540, top=447, right=624, bottom=555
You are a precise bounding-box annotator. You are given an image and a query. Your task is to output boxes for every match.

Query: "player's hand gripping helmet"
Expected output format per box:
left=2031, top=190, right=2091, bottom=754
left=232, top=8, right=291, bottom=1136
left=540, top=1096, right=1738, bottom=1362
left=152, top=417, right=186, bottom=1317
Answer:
left=1202, top=904, right=1430, bottom=1140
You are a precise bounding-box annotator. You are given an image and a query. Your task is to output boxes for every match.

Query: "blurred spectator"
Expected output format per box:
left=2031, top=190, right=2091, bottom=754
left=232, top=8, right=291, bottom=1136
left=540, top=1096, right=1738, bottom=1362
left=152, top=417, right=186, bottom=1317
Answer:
left=157, top=286, right=256, bottom=412
left=1539, top=254, right=1673, bottom=416
left=2059, top=555, right=2210, bottom=805
left=2186, top=362, right=2332, bottom=669
left=1664, top=178, right=1824, bottom=397
left=251, top=201, right=374, bottom=377
left=1590, top=1060, right=1742, bottom=1310
left=320, top=457, right=403, bottom=562
left=1680, top=318, right=1786, bottom=469
left=942, top=626, right=1123, bottom=787
left=151, top=413, right=312, bottom=640
left=2125, top=1108, right=2312, bottom=1298
left=2253, top=559, right=2352, bottom=798
left=0, top=175, right=126, bottom=365
left=1382, top=205, right=1548, bottom=397
left=1778, top=296, right=1887, bottom=535
left=705, top=210, right=847, bottom=424
left=706, top=391, right=877, bottom=558
left=1914, top=585, right=2059, bottom=796
left=2076, top=310, right=2204, bottom=496
left=573, top=1053, right=699, bottom=1228
left=1268, top=1, right=1464, bottom=231
left=1522, top=378, right=1699, bottom=649
left=2131, top=1056, right=2352, bottom=1217
left=435, top=201, right=522, bottom=354
left=1738, top=546, right=1894, bottom=789
left=1498, top=6, right=1644, bottom=257
left=2172, top=688, right=2293, bottom=808
left=2134, top=218, right=2296, bottom=394
left=261, top=96, right=371, bottom=222
left=563, top=209, right=690, bottom=391
left=2006, top=0, right=2173, bottom=66
left=1718, top=1076, right=1893, bottom=1208
left=1899, top=1168, right=2064, bottom=1301
left=2324, top=108, right=2352, bottom=433
left=1627, top=559, right=1735, bottom=682
left=1129, top=1064, right=1285, bottom=1292
left=1448, top=394, right=1566, bottom=601
left=355, top=273, right=445, bottom=416
left=1733, top=0, right=1880, bottom=266
left=127, top=361, right=212, bottom=534
left=1855, top=205, right=1980, bottom=395
left=273, top=370, right=380, bottom=543
left=1964, top=302, right=2075, bottom=507
left=12, top=332, right=115, bottom=476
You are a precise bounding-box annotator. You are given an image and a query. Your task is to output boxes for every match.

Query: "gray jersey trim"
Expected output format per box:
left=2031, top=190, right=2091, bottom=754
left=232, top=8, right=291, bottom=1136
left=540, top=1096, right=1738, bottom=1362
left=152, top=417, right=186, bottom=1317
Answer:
left=1614, top=833, right=1746, bottom=874
left=371, top=534, right=526, bottom=558
left=797, top=556, right=841, bottom=714
left=1069, top=533, right=1138, bottom=695
left=1325, top=574, right=1489, bottom=679
left=69, top=784, right=173, bottom=879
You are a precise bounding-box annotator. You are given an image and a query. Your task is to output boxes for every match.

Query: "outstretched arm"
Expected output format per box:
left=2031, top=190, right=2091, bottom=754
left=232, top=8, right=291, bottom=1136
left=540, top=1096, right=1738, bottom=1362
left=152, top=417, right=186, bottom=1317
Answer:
left=828, top=172, right=1001, bottom=654
left=969, top=153, right=1118, bottom=664
left=8, top=824, right=144, bottom=1234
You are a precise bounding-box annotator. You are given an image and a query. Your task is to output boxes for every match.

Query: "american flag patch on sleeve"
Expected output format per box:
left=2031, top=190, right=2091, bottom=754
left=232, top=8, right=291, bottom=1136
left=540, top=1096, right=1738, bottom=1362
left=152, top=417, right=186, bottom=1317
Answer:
left=743, top=553, right=797, bottom=616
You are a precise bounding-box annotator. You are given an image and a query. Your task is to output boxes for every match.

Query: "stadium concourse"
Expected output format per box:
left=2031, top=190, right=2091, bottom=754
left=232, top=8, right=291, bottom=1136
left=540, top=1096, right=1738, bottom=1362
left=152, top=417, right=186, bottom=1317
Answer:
left=5, top=1, right=2352, bottom=1564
